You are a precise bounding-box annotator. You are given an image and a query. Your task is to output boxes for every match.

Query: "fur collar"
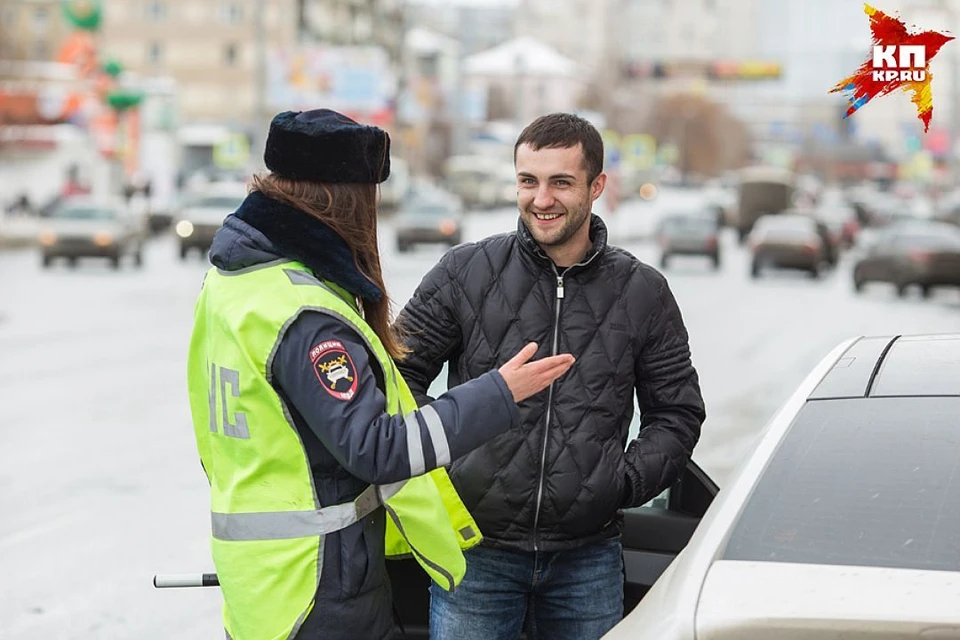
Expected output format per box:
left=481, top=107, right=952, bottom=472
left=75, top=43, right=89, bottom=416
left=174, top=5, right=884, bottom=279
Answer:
left=234, top=191, right=382, bottom=301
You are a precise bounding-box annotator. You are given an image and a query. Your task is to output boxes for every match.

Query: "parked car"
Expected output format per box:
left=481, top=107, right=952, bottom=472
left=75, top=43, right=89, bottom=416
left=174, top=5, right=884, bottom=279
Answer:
left=173, top=183, right=247, bottom=259
left=604, top=333, right=960, bottom=639
left=852, top=220, right=960, bottom=297
left=37, top=197, right=145, bottom=269
left=656, top=211, right=721, bottom=269
left=394, top=192, right=463, bottom=253
left=748, top=213, right=828, bottom=278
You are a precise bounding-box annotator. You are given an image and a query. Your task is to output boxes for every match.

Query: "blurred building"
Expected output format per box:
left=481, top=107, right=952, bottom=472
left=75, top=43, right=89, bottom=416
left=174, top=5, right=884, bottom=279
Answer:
left=0, top=0, right=70, bottom=62
left=397, top=27, right=461, bottom=175
left=605, top=0, right=775, bottom=165
left=98, top=0, right=297, bottom=127
left=463, top=37, right=582, bottom=126
left=299, top=0, right=405, bottom=68
left=404, top=0, right=515, bottom=57
left=514, top=0, right=612, bottom=76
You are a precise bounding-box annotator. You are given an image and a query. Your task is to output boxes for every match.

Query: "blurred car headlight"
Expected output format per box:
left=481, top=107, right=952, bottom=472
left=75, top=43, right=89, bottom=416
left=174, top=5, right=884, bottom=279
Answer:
left=93, top=232, right=114, bottom=247
left=175, top=220, right=195, bottom=238
left=438, top=219, right=458, bottom=236
left=38, top=230, right=57, bottom=246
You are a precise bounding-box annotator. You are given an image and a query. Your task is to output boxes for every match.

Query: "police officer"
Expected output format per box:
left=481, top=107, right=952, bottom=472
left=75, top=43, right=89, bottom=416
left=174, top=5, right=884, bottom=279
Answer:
left=186, top=109, right=575, bottom=640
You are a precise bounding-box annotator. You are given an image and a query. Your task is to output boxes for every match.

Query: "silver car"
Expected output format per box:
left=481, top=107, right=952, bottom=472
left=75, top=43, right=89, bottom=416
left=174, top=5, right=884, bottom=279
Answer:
left=605, top=334, right=960, bottom=639
left=38, top=197, right=146, bottom=269
left=173, top=183, right=247, bottom=259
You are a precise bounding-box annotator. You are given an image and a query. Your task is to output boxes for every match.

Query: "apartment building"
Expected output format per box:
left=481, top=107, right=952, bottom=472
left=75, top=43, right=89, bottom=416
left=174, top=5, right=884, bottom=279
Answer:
left=96, top=0, right=298, bottom=126
left=514, top=0, right=612, bottom=76
left=0, top=0, right=71, bottom=62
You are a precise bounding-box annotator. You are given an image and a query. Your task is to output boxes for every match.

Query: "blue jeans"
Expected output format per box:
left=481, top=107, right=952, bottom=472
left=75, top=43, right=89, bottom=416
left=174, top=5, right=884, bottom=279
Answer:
left=429, top=537, right=624, bottom=640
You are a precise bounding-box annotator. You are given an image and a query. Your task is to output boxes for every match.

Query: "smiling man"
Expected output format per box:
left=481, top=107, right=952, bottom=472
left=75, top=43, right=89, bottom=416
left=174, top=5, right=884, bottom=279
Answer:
left=395, top=113, right=706, bottom=640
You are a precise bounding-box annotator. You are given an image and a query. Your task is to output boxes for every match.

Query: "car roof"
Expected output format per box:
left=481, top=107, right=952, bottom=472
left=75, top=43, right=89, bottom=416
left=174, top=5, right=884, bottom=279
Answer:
left=758, top=212, right=809, bottom=222
left=887, top=219, right=960, bottom=236
left=188, top=183, right=249, bottom=198
left=809, top=334, right=960, bottom=399
left=663, top=210, right=713, bottom=220
left=58, top=196, right=125, bottom=210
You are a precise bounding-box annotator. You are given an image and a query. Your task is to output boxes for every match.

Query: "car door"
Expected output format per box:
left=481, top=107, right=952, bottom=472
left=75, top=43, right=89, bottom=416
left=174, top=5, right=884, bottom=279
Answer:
left=387, top=459, right=719, bottom=639
left=622, top=460, right=718, bottom=613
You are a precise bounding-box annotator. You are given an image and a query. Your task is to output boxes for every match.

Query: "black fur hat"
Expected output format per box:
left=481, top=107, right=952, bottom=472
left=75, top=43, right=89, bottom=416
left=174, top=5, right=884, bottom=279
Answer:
left=263, top=109, right=391, bottom=184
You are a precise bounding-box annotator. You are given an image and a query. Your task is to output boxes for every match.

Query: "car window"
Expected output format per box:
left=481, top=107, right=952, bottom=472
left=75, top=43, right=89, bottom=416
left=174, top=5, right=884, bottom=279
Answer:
left=190, top=196, right=245, bottom=209
left=757, top=216, right=811, bottom=229
left=890, top=232, right=960, bottom=250
left=721, top=397, right=960, bottom=572
left=757, top=228, right=817, bottom=243
left=661, top=216, right=715, bottom=231
left=52, top=205, right=117, bottom=220
left=407, top=203, right=452, bottom=216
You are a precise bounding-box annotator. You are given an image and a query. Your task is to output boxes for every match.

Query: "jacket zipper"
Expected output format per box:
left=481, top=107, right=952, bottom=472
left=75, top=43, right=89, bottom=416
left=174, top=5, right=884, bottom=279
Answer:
left=531, top=251, right=599, bottom=552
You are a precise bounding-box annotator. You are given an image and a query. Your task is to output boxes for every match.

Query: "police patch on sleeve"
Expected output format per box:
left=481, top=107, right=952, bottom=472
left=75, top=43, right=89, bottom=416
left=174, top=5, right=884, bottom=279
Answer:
left=309, top=340, right=358, bottom=401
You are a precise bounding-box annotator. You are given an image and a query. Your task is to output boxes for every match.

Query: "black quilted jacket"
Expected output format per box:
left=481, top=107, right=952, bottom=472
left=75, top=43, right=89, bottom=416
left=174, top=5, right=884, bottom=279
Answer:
left=396, top=215, right=706, bottom=552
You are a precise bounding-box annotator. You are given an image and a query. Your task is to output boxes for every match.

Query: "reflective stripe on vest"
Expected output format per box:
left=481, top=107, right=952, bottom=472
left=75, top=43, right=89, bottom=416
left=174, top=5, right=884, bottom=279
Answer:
left=211, top=482, right=406, bottom=541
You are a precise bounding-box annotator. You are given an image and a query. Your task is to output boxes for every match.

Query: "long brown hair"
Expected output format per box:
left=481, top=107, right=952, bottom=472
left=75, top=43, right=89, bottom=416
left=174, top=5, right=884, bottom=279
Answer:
left=250, top=173, right=409, bottom=360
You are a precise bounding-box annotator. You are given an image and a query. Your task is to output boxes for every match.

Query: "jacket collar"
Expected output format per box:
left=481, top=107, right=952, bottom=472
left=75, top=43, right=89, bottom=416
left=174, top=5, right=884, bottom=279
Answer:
left=516, top=214, right=607, bottom=272
left=232, top=190, right=383, bottom=301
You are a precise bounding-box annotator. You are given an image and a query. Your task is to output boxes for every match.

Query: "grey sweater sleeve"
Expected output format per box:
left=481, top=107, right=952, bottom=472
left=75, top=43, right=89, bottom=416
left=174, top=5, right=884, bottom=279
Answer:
left=272, top=310, right=520, bottom=485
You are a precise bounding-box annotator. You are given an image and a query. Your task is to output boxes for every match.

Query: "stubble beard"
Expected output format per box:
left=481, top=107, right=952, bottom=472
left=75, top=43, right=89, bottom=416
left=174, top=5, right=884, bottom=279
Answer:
left=522, top=199, right=592, bottom=248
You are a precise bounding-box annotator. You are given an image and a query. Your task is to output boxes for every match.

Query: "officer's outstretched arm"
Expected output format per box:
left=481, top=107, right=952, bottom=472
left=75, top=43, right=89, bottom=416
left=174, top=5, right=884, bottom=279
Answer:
left=272, top=311, right=520, bottom=485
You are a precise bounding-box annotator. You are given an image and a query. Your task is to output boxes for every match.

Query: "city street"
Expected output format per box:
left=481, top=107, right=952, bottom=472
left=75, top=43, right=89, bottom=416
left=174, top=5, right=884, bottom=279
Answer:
left=2, top=197, right=959, bottom=638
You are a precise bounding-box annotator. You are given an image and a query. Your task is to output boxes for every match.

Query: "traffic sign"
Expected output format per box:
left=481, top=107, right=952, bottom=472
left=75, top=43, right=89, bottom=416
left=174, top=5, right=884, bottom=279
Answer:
left=214, top=133, right=250, bottom=169
left=621, top=134, right=656, bottom=171
left=601, top=129, right=621, bottom=169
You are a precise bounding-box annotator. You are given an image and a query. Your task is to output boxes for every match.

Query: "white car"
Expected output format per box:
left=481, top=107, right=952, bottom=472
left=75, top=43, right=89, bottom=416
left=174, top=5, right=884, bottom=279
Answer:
left=605, top=333, right=960, bottom=639
left=173, top=182, right=247, bottom=259
left=38, top=196, right=146, bottom=269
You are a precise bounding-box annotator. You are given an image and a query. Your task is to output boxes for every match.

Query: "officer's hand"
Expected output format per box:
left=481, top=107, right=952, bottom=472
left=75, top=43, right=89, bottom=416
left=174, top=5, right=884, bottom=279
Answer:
left=498, top=342, right=575, bottom=403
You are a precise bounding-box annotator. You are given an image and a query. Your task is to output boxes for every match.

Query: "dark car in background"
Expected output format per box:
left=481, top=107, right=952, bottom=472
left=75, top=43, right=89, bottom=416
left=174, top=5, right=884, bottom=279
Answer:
left=748, top=213, right=828, bottom=279
left=173, top=183, right=247, bottom=259
left=394, top=191, right=463, bottom=252
left=852, top=221, right=960, bottom=297
left=657, top=211, right=721, bottom=269
left=37, top=197, right=145, bottom=269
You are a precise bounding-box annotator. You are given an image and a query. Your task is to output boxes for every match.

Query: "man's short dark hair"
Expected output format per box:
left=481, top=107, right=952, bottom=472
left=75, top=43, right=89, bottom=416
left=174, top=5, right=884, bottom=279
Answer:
left=514, top=113, right=604, bottom=185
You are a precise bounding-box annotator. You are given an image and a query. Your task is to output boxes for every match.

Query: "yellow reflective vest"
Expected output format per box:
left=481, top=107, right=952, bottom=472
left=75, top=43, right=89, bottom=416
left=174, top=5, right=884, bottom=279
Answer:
left=187, top=260, right=482, bottom=640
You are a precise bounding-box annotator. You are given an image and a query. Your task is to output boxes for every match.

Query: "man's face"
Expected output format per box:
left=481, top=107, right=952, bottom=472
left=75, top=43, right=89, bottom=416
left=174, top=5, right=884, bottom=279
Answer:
left=515, top=143, right=605, bottom=248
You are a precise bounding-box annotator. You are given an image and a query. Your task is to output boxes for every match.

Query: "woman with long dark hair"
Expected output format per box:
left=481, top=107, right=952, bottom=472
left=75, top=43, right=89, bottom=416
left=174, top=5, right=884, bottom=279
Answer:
left=185, top=109, right=574, bottom=640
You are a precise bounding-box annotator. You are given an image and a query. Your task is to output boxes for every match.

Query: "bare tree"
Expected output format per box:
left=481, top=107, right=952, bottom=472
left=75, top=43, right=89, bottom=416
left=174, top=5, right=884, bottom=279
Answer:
left=645, top=93, right=752, bottom=179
